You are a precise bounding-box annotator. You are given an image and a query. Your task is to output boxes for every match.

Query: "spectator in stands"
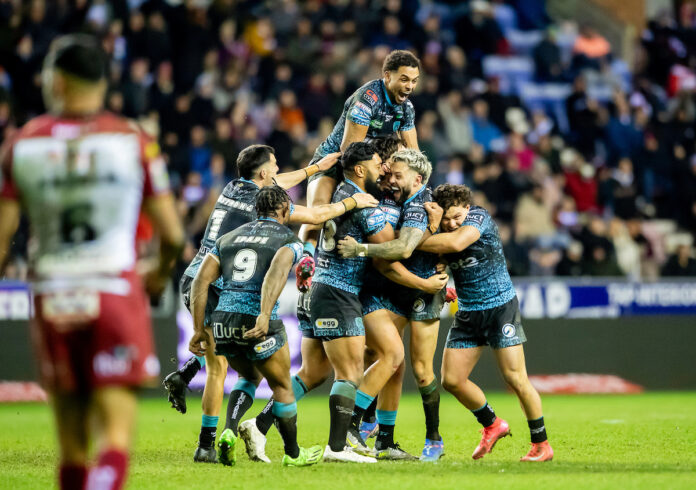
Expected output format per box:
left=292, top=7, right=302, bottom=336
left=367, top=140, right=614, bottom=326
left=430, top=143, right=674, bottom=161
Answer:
left=438, top=91, right=473, bottom=155
left=564, top=152, right=599, bottom=213
left=533, top=28, right=563, bottom=82
left=662, top=243, right=696, bottom=276
left=572, top=25, right=611, bottom=72
left=470, top=98, right=503, bottom=152
left=189, top=125, right=212, bottom=175
left=455, top=0, right=505, bottom=76
left=565, top=75, right=601, bottom=158
left=499, top=222, right=530, bottom=276
left=556, top=241, right=586, bottom=277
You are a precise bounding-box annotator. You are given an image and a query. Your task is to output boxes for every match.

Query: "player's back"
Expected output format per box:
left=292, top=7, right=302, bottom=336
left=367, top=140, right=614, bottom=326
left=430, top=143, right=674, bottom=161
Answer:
left=444, top=206, right=516, bottom=311
left=214, top=218, right=301, bottom=318
left=314, top=179, right=386, bottom=295
left=2, top=112, right=168, bottom=291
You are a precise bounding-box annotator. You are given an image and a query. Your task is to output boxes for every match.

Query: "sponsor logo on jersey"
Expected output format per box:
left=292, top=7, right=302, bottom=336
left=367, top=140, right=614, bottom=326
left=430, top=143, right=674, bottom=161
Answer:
left=385, top=114, right=393, bottom=122
left=254, top=337, right=277, bottom=353
left=369, top=120, right=384, bottom=129
left=350, top=104, right=371, bottom=125
left=449, top=256, right=479, bottom=270
left=93, top=346, right=134, bottom=377
left=413, top=298, right=426, bottom=312
left=217, top=195, right=254, bottom=212
left=502, top=323, right=516, bottom=338
left=233, top=235, right=270, bottom=244
left=466, top=212, right=485, bottom=225
left=403, top=211, right=424, bottom=222
left=315, top=318, right=339, bottom=329
left=366, top=213, right=386, bottom=229
left=363, top=89, right=378, bottom=104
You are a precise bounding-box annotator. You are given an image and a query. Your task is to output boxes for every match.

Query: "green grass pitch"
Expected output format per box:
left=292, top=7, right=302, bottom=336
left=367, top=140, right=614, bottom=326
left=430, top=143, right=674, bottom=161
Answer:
left=1, top=392, right=695, bottom=489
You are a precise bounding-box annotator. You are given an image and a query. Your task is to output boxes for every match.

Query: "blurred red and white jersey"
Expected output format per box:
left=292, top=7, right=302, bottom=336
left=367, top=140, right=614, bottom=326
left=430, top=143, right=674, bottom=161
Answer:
left=0, top=112, right=170, bottom=294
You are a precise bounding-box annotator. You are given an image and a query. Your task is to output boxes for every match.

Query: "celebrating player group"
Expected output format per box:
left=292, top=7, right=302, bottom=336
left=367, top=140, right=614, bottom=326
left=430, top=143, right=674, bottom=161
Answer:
left=165, top=49, right=553, bottom=466
left=0, top=36, right=553, bottom=490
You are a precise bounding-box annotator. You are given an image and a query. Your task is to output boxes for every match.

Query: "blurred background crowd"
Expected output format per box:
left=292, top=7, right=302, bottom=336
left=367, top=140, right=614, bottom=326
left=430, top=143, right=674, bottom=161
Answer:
left=1, top=0, right=696, bottom=282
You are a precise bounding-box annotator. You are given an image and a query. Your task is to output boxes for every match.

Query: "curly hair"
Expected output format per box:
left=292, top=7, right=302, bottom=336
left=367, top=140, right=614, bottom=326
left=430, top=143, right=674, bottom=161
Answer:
left=341, top=141, right=377, bottom=174
left=433, top=184, right=473, bottom=211
left=390, top=148, right=432, bottom=183
left=366, top=134, right=403, bottom=162
left=255, top=185, right=290, bottom=218
left=382, top=50, right=421, bottom=73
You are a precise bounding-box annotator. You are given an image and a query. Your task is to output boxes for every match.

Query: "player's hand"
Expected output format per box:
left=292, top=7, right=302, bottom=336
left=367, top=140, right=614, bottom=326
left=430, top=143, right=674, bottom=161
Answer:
left=353, top=193, right=378, bottom=209
left=436, top=261, right=447, bottom=274
left=144, top=270, right=169, bottom=298
left=314, top=152, right=341, bottom=172
left=423, top=272, right=448, bottom=294
left=188, top=329, right=211, bottom=357
left=424, top=202, right=443, bottom=230
left=337, top=236, right=361, bottom=258
left=445, top=287, right=458, bottom=303
left=244, top=313, right=270, bottom=340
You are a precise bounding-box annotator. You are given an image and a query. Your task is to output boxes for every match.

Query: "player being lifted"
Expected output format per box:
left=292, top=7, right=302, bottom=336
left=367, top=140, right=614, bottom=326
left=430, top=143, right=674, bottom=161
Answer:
left=237, top=136, right=447, bottom=463
left=419, top=184, right=554, bottom=462
left=189, top=185, right=323, bottom=467
left=0, top=35, right=184, bottom=490
left=338, top=149, right=448, bottom=461
left=296, top=50, right=421, bottom=292
left=165, top=144, right=377, bottom=463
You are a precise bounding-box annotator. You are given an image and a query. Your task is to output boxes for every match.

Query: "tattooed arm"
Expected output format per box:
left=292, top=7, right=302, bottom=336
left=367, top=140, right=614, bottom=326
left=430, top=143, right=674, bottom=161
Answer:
left=337, top=226, right=424, bottom=260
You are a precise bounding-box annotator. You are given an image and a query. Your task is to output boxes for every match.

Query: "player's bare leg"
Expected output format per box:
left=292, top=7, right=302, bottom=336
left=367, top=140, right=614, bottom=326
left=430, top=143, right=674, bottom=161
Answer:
left=51, top=393, right=89, bottom=489
left=255, top=344, right=323, bottom=466
left=296, top=175, right=337, bottom=291
left=442, top=346, right=511, bottom=459
left=494, top=344, right=553, bottom=461
left=87, top=387, right=138, bottom=490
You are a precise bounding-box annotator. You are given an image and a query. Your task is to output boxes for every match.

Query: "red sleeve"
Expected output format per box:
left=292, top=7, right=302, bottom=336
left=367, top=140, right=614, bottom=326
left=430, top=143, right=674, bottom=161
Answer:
left=0, top=136, right=18, bottom=201
left=140, top=132, right=170, bottom=198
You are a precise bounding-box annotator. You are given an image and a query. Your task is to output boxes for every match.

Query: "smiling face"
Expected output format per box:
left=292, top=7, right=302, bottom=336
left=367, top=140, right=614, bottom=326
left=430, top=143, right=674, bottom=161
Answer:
left=384, top=65, right=419, bottom=104
left=440, top=205, right=471, bottom=232
left=388, top=159, right=422, bottom=203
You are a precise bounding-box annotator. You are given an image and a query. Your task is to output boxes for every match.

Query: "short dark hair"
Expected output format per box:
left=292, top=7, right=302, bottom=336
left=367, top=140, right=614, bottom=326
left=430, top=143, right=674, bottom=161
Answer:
left=237, top=144, right=275, bottom=180
left=255, top=185, right=290, bottom=218
left=382, top=50, right=421, bottom=73
left=341, top=142, right=377, bottom=174
left=433, top=184, right=473, bottom=211
left=48, top=34, right=107, bottom=82
left=367, top=134, right=403, bottom=162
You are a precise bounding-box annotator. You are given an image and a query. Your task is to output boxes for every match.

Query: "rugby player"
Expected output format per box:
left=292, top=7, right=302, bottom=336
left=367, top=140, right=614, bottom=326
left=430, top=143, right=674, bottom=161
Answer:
left=188, top=185, right=323, bottom=467
left=337, top=149, right=447, bottom=461
left=164, top=144, right=377, bottom=463
left=296, top=50, right=421, bottom=292
left=419, top=184, right=554, bottom=462
left=0, top=35, right=185, bottom=490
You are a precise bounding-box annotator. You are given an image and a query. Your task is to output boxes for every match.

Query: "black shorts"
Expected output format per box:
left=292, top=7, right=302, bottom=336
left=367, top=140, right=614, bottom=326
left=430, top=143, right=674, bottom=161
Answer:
left=387, top=288, right=447, bottom=321
left=309, top=282, right=365, bottom=340
left=296, top=291, right=319, bottom=339
left=306, top=152, right=339, bottom=184
left=446, top=297, right=526, bottom=350
left=180, top=274, right=219, bottom=326
left=210, top=311, right=286, bottom=361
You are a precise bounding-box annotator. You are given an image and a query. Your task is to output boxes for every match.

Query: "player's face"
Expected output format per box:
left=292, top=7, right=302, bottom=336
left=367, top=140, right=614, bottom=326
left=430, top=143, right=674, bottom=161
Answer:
left=441, top=205, right=471, bottom=232
left=385, top=66, right=420, bottom=105
left=388, top=160, right=421, bottom=203
left=261, top=154, right=279, bottom=186
left=378, top=158, right=394, bottom=192
left=362, top=153, right=384, bottom=197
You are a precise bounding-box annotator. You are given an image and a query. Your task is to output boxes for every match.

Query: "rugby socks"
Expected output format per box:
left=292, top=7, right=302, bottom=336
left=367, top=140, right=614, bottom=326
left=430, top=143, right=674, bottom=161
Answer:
left=364, top=396, right=378, bottom=423
left=350, top=390, right=375, bottom=427
left=471, top=401, right=497, bottom=428
left=225, top=379, right=256, bottom=435
left=59, top=464, right=86, bottom=490
left=256, top=375, right=308, bottom=435
left=375, top=409, right=397, bottom=450
left=199, top=415, right=218, bottom=448
left=419, top=380, right=442, bottom=441
left=303, top=242, right=316, bottom=256
left=328, top=379, right=358, bottom=452
left=528, top=416, right=548, bottom=443
left=87, top=449, right=128, bottom=490
left=273, top=401, right=300, bottom=459
left=179, top=356, right=205, bottom=385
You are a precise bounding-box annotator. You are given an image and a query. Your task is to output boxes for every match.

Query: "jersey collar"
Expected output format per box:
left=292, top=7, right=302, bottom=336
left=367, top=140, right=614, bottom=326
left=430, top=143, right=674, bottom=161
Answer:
left=344, top=178, right=366, bottom=193
left=380, top=79, right=394, bottom=107
left=258, top=217, right=279, bottom=223
left=240, top=177, right=260, bottom=189
left=403, top=184, right=425, bottom=205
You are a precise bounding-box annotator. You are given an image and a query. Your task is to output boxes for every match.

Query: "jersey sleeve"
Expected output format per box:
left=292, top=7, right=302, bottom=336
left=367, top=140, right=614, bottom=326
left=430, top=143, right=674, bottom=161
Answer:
left=140, top=134, right=170, bottom=198
left=288, top=201, right=295, bottom=216
left=359, top=207, right=387, bottom=236
left=401, top=100, right=416, bottom=131
left=347, top=86, right=380, bottom=127
left=401, top=202, right=428, bottom=232
left=208, top=241, right=221, bottom=263
left=282, top=239, right=304, bottom=265
left=462, top=207, right=489, bottom=234
left=0, top=135, right=18, bottom=200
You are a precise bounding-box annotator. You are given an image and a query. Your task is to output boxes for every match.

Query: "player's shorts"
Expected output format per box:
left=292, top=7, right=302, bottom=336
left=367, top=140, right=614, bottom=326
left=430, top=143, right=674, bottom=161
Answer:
left=210, top=311, right=286, bottom=362
left=306, top=152, right=339, bottom=184
left=446, top=296, right=526, bottom=350
left=297, top=291, right=320, bottom=339
left=31, top=271, right=159, bottom=393
left=383, top=288, right=447, bottom=321
left=309, top=282, right=365, bottom=340
left=180, top=274, right=220, bottom=326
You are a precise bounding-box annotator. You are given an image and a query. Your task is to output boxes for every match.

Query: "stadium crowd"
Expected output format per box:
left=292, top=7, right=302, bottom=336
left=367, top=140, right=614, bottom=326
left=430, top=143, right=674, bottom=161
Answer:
left=1, top=0, right=696, bottom=282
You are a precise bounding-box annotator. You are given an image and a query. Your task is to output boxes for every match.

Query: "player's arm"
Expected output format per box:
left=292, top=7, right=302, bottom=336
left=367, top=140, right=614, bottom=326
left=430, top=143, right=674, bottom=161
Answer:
left=419, top=226, right=481, bottom=254
left=288, top=193, right=377, bottom=225
left=188, top=253, right=221, bottom=356
left=0, top=199, right=20, bottom=274
left=340, top=120, right=369, bottom=152
left=339, top=225, right=424, bottom=260
left=274, top=152, right=341, bottom=189
left=340, top=94, right=374, bottom=151
left=399, top=100, right=418, bottom=149
left=400, top=128, right=419, bottom=150
left=244, top=245, right=298, bottom=340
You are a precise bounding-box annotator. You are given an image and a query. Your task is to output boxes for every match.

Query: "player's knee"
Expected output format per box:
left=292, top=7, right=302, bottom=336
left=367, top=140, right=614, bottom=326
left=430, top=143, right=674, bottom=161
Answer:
left=411, top=359, right=432, bottom=384
left=502, top=369, right=527, bottom=392
left=441, top=372, right=461, bottom=394
left=386, top=346, right=404, bottom=374
left=205, top=356, right=227, bottom=378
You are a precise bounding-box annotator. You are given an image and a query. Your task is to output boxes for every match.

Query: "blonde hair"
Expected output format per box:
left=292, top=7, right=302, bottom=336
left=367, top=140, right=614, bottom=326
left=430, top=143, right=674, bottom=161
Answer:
left=391, top=148, right=432, bottom=184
